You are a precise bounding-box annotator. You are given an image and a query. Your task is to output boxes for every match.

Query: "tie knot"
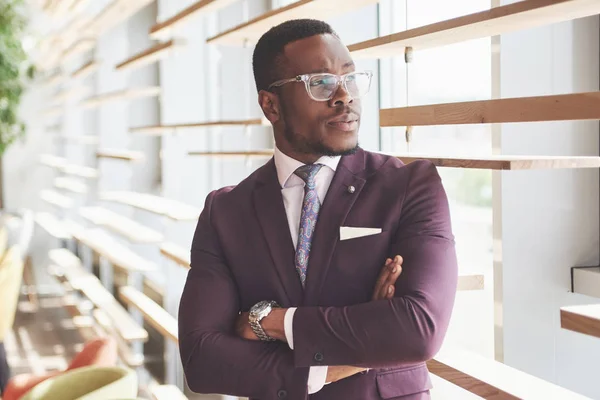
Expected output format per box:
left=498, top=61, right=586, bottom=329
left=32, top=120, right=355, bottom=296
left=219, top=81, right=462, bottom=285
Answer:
left=294, top=163, right=323, bottom=188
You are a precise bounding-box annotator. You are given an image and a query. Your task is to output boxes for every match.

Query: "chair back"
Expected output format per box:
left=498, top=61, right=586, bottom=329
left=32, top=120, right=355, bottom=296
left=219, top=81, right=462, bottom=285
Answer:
left=0, top=246, right=24, bottom=341
left=21, top=366, right=138, bottom=400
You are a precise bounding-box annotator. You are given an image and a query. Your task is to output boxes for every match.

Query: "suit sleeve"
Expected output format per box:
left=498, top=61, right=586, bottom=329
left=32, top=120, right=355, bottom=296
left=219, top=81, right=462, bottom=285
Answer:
left=291, top=160, right=458, bottom=368
left=178, top=191, right=310, bottom=399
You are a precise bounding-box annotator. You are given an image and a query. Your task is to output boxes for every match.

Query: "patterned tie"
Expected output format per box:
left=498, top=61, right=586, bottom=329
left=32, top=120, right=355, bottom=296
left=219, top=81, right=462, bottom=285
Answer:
left=294, top=163, right=324, bottom=287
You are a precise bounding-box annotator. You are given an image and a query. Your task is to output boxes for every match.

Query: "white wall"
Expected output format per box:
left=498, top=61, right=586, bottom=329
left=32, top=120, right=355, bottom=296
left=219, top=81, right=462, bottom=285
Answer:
left=496, top=5, right=600, bottom=398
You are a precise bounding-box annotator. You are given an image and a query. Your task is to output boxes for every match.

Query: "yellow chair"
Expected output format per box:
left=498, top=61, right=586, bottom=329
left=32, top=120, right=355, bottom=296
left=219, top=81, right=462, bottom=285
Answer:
left=0, top=246, right=24, bottom=344
left=20, top=366, right=138, bottom=400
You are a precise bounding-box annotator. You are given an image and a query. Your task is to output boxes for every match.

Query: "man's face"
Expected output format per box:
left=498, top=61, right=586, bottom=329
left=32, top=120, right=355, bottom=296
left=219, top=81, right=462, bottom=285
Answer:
left=269, top=34, right=362, bottom=158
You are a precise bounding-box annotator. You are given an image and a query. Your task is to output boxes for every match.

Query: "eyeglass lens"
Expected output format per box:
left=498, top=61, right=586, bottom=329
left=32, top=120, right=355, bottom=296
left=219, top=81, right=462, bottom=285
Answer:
left=308, top=73, right=371, bottom=100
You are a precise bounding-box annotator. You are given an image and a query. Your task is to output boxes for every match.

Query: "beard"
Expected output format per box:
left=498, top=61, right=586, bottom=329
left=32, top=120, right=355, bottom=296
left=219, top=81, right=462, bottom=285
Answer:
left=283, top=127, right=359, bottom=157
left=280, top=102, right=359, bottom=157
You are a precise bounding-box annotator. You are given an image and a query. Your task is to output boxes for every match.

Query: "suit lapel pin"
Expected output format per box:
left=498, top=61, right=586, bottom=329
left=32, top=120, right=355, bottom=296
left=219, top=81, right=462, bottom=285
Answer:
left=347, top=185, right=356, bottom=194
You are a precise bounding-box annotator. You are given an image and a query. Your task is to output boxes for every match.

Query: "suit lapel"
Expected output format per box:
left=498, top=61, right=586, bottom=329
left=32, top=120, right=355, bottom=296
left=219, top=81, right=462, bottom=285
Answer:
left=303, top=149, right=367, bottom=304
left=253, top=159, right=304, bottom=306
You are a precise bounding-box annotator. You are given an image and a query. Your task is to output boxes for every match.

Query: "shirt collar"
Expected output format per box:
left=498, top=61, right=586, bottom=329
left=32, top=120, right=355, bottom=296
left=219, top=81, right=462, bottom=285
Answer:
left=274, top=145, right=341, bottom=188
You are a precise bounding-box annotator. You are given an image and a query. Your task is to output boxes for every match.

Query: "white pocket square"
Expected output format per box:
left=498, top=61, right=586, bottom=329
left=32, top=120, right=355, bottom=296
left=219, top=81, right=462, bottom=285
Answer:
left=340, top=226, right=382, bottom=241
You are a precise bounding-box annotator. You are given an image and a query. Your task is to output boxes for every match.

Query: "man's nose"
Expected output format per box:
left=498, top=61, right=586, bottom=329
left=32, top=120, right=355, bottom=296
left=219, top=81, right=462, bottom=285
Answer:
left=329, top=83, right=353, bottom=107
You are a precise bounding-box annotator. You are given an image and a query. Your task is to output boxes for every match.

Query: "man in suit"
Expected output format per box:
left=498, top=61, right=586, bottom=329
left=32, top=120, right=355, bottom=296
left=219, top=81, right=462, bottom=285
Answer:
left=179, top=19, right=458, bottom=400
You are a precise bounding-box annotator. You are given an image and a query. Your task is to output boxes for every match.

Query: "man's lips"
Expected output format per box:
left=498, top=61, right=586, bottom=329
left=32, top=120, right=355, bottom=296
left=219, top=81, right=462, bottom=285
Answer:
left=327, top=114, right=359, bottom=131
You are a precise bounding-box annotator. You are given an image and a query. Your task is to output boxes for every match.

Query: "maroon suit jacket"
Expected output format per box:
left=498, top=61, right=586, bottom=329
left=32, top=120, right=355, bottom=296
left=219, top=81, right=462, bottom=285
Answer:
left=179, top=148, right=458, bottom=400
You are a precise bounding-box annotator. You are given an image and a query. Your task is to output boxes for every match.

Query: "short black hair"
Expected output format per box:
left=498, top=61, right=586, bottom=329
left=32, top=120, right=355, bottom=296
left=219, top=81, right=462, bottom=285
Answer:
left=252, top=19, right=339, bottom=93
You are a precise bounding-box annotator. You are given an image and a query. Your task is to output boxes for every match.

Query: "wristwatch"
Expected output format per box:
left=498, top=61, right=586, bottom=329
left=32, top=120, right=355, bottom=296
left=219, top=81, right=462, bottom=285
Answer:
left=249, top=300, right=280, bottom=341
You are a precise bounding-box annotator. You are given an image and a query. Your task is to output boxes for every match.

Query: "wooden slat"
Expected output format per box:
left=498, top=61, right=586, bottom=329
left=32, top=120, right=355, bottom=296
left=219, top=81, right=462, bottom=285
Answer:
left=40, top=154, right=68, bottom=168
left=206, top=0, right=379, bottom=46
left=35, top=212, right=72, bottom=240
left=72, top=227, right=157, bottom=272
left=51, top=248, right=148, bottom=342
left=82, top=86, right=161, bottom=108
left=52, top=86, right=91, bottom=103
left=130, top=118, right=265, bottom=135
left=380, top=92, right=600, bottom=126
left=160, top=242, right=190, bottom=269
left=150, top=0, right=237, bottom=39
left=457, top=274, right=484, bottom=291
left=187, top=149, right=600, bottom=170
left=54, top=177, right=87, bottom=194
left=53, top=135, right=99, bottom=145
left=99, top=191, right=200, bottom=221
left=430, top=374, right=483, bottom=399
left=79, top=207, right=163, bottom=244
left=115, top=39, right=186, bottom=72
left=85, top=0, right=155, bottom=37
left=59, top=163, right=99, bottom=179
left=96, top=149, right=145, bottom=162
left=349, top=0, right=600, bottom=58
left=561, top=304, right=600, bottom=339
left=150, top=384, right=188, bottom=400
left=92, top=309, right=145, bottom=367
left=40, top=190, right=74, bottom=209
left=572, top=267, right=600, bottom=299
left=61, top=39, right=95, bottom=62
left=428, top=349, right=589, bottom=399
left=119, top=286, right=178, bottom=343
left=71, top=60, right=99, bottom=79
left=392, top=154, right=600, bottom=170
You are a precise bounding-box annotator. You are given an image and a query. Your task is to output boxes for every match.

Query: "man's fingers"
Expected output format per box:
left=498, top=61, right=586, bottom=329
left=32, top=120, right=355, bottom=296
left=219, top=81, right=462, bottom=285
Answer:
left=372, top=258, right=393, bottom=300
left=378, top=257, right=402, bottom=299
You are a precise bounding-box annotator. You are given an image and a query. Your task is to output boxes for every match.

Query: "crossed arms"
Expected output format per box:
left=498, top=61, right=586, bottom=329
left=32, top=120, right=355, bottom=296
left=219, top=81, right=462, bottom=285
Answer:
left=178, top=161, right=458, bottom=400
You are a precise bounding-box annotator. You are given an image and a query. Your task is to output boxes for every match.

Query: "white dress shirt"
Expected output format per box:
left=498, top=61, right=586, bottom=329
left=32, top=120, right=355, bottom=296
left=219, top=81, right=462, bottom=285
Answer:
left=274, top=145, right=340, bottom=394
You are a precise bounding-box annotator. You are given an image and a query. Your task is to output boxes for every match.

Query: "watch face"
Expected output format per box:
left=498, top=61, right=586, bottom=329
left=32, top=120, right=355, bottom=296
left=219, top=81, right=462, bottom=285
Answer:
left=251, top=301, right=272, bottom=320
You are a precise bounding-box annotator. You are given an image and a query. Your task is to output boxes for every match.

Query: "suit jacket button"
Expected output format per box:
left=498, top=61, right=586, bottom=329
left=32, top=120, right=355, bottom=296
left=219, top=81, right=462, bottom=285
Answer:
left=314, top=352, right=324, bottom=362
left=277, top=389, right=287, bottom=398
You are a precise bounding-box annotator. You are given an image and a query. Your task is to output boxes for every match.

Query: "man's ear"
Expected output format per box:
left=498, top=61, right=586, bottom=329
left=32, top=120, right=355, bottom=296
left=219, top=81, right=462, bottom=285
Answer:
left=258, top=90, right=280, bottom=124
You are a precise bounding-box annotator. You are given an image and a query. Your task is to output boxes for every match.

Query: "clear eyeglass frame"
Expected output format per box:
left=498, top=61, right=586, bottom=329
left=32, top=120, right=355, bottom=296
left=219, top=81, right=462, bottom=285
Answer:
left=267, top=71, right=373, bottom=102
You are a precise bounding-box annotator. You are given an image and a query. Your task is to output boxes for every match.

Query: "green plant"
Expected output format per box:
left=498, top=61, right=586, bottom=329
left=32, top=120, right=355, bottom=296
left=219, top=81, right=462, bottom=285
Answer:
left=0, top=0, right=34, bottom=156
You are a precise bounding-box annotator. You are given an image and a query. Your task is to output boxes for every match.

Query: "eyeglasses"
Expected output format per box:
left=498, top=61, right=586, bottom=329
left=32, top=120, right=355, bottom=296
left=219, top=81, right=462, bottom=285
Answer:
left=268, top=71, right=373, bottom=102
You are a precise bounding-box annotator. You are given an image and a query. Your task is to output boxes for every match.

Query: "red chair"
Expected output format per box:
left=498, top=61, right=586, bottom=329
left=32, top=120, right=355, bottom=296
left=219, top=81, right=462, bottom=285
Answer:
left=3, top=337, right=117, bottom=400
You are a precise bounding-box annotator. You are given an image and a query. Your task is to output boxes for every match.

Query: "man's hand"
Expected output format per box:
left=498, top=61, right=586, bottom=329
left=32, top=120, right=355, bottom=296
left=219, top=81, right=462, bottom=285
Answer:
left=235, top=312, right=258, bottom=340
left=372, top=255, right=403, bottom=301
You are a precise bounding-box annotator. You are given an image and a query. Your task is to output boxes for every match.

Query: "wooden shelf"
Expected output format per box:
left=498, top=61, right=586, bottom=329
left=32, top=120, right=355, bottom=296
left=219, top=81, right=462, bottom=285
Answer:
left=115, top=39, right=186, bottom=72
left=51, top=248, right=148, bottom=342
left=85, top=0, right=155, bottom=38
left=119, top=286, right=178, bottom=343
left=71, top=60, right=99, bottom=79
left=429, top=374, right=483, bottom=399
left=206, top=0, right=379, bottom=46
left=72, top=227, right=157, bottom=272
left=150, top=0, right=237, bottom=39
left=187, top=149, right=600, bottom=170
left=428, top=349, right=589, bottom=399
left=79, top=207, right=164, bottom=244
left=349, top=0, right=600, bottom=59
left=40, top=190, right=74, bottom=209
left=99, top=191, right=200, bottom=221
left=35, top=212, right=72, bottom=240
left=561, top=304, right=600, bottom=339
left=82, top=86, right=161, bottom=108
left=380, top=92, right=600, bottom=127
left=571, top=266, right=600, bottom=299
left=160, top=242, right=190, bottom=269
left=457, top=274, right=484, bottom=291
left=59, top=163, right=99, bottom=179
left=150, top=385, right=188, bottom=400
left=61, top=39, right=95, bottom=62
left=53, top=135, right=99, bottom=145
left=390, top=154, right=600, bottom=170
left=54, top=177, right=88, bottom=194
left=130, top=118, right=265, bottom=135
left=188, top=150, right=274, bottom=157
left=96, top=149, right=145, bottom=162
left=40, top=154, right=68, bottom=168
